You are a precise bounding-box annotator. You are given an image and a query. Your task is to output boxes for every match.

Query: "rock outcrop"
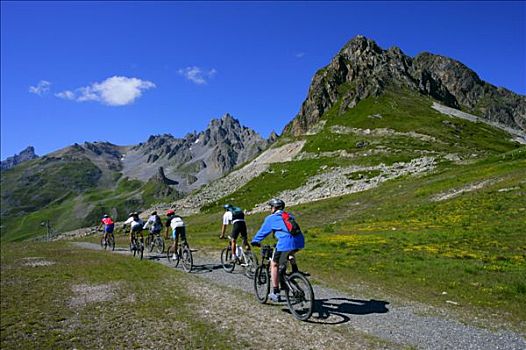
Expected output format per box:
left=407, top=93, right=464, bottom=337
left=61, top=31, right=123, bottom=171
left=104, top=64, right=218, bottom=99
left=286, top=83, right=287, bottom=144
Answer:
left=284, top=35, right=525, bottom=135
left=1, top=146, right=39, bottom=170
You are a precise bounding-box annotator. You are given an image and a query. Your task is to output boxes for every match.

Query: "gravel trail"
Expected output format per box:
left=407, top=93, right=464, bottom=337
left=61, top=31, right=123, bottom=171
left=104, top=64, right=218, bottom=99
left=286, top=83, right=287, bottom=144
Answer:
left=73, top=242, right=526, bottom=350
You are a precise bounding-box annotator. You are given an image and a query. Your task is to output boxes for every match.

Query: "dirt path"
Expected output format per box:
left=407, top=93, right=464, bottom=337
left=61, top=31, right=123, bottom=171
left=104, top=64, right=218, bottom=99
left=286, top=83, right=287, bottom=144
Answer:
left=73, top=242, right=526, bottom=350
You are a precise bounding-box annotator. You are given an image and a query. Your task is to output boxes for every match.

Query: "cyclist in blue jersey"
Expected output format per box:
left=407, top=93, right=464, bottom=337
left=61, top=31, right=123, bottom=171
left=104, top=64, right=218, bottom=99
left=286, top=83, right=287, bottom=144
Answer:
left=251, top=198, right=304, bottom=302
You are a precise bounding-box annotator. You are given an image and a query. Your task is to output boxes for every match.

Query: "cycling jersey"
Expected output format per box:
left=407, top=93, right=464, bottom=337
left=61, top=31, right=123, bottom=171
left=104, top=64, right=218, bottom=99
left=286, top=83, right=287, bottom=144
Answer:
left=251, top=210, right=304, bottom=252
left=170, top=216, right=185, bottom=229
left=101, top=217, right=114, bottom=233
left=124, top=217, right=144, bottom=231
left=143, top=214, right=162, bottom=233
left=223, top=210, right=245, bottom=224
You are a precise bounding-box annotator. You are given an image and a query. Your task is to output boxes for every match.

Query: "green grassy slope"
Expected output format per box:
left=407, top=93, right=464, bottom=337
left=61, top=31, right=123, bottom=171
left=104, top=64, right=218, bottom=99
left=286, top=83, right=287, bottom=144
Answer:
left=183, top=90, right=525, bottom=325
left=185, top=148, right=526, bottom=325
left=0, top=173, right=177, bottom=241
left=204, top=89, right=520, bottom=213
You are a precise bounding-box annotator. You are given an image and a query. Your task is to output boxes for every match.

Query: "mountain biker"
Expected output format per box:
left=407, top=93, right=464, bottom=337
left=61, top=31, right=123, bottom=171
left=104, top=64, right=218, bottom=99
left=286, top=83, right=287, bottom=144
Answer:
left=143, top=210, right=163, bottom=241
left=164, top=210, right=174, bottom=240
left=123, top=212, right=144, bottom=246
left=251, top=198, right=304, bottom=302
left=221, top=204, right=250, bottom=262
left=166, top=209, right=186, bottom=258
left=97, top=214, right=114, bottom=244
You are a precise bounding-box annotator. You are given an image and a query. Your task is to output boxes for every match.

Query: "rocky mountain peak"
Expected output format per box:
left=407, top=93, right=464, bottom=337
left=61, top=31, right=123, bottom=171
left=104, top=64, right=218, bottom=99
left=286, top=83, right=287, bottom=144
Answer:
left=268, top=131, right=279, bottom=143
left=283, top=35, right=525, bottom=136
left=340, top=35, right=383, bottom=57
left=1, top=146, right=39, bottom=170
left=121, top=113, right=270, bottom=193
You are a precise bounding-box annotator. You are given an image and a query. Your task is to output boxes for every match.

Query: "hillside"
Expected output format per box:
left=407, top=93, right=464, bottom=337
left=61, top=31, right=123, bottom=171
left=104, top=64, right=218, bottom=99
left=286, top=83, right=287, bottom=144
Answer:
left=0, top=115, right=270, bottom=241
left=128, top=36, right=525, bottom=324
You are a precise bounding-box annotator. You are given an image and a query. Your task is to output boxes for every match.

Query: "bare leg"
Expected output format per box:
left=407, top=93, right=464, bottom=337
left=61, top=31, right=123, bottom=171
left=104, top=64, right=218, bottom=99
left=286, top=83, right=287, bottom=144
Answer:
left=231, top=239, right=237, bottom=259
left=271, top=260, right=279, bottom=289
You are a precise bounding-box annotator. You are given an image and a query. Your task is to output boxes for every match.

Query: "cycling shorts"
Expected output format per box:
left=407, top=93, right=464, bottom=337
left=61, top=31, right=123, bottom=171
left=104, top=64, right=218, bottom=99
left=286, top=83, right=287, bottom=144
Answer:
left=131, top=225, right=143, bottom=233
left=231, top=221, right=247, bottom=242
left=104, top=224, right=114, bottom=233
left=172, top=226, right=186, bottom=241
left=149, top=227, right=161, bottom=235
left=272, top=249, right=298, bottom=266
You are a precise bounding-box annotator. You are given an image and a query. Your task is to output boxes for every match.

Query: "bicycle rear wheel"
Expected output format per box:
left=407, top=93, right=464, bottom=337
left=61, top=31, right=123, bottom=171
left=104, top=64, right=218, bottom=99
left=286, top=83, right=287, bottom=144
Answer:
left=154, top=236, right=165, bottom=254
left=167, top=244, right=180, bottom=267
left=108, top=235, right=115, bottom=251
left=243, top=251, right=258, bottom=279
left=181, top=246, right=193, bottom=273
left=138, top=240, right=144, bottom=260
left=221, top=247, right=235, bottom=273
left=285, top=272, right=314, bottom=321
left=254, top=265, right=270, bottom=303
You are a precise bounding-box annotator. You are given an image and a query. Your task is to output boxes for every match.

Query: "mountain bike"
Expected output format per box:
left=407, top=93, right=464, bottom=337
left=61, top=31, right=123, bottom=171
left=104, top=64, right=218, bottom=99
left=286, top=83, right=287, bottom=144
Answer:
left=100, top=232, right=115, bottom=251
left=130, top=231, right=144, bottom=260
left=167, top=239, right=193, bottom=272
left=253, top=244, right=314, bottom=321
left=221, top=236, right=258, bottom=279
left=146, top=231, right=165, bottom=254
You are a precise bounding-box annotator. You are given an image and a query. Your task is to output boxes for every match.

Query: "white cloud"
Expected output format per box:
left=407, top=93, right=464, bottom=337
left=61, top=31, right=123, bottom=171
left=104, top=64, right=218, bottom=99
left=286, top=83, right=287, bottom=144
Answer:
left=295, top=52, right=305, bottom=58
left=178, top=66, right=217, bottom=85
left=55, top=76, right=156, bottom=106
left=55, top=90, right=75, bottom=100
left=29, top=80, right=51, bottom=95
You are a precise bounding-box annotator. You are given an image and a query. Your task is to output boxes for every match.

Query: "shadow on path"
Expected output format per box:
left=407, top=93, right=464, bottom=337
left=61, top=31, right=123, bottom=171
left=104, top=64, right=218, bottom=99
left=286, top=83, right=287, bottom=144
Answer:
left=190, top=263, right=223, bottom=274
left=305, top=297, right=390, bottom=325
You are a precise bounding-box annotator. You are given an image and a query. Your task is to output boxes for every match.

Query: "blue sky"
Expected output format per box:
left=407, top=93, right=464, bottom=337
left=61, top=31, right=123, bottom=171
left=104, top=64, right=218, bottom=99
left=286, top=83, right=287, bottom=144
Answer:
left=1, top=1, right=525, bottom=160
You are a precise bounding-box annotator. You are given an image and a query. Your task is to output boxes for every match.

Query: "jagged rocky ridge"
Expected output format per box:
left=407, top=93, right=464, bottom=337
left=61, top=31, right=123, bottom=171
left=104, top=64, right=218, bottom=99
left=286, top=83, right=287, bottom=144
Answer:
left=1, top=146, right=39, bottom=170
left=121, top=114, right=270, bottom=192
left=284, top=35, right=526, bottom=136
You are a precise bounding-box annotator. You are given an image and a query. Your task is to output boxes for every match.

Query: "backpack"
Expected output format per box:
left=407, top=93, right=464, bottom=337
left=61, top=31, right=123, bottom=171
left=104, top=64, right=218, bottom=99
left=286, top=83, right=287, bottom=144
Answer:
left=230, top=206, right=245, bottom=220
left=153, top=215, right=162, bottom=230
left=281, top=211, right=302, bottom=236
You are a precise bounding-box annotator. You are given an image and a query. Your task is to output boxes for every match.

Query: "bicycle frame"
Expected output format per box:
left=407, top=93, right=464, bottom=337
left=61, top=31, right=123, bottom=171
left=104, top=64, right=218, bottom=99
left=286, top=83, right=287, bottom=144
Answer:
left=253, top=245, right=314, bottom=321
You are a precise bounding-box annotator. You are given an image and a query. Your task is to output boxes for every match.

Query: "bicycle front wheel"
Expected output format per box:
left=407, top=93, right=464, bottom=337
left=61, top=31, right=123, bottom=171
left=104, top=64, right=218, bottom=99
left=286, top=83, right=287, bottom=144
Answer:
left=285, top=272, right=314, bottom=321
left=101, top=236, right=107, bottom=250
left=167, top=245, right=180, bottom=267
left=243, top=251, right=258, bottom=279
left=221, top=247, right=235, bottom=273
left=181, top=246, right=193, bottom=273
left=254, top=265, right=270, bottom=303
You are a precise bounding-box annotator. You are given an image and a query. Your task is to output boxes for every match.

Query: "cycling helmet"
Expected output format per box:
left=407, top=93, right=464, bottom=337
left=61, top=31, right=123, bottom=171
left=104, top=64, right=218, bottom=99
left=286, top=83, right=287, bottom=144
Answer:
left=103, top=214, right=109, bottom=218
left=128, top=212, right=134, bottom=217
left=151, top=211, right=157, bottom=215
left=166, top=209, right=175, bottom=216
left=268, top=198, right=285, bottom=210
left=223, top=204, right=233, bottom=210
